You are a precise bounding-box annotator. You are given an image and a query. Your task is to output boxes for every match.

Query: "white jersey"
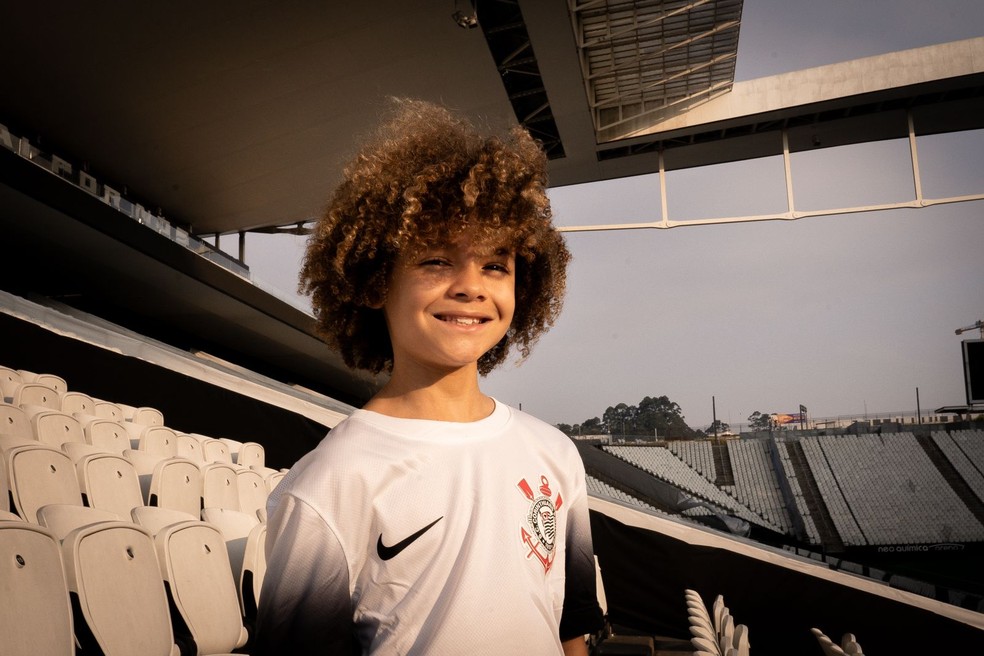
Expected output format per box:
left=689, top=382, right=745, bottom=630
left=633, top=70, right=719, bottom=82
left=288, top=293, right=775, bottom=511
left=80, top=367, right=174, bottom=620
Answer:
left=255, top=400, right=602, bottom=655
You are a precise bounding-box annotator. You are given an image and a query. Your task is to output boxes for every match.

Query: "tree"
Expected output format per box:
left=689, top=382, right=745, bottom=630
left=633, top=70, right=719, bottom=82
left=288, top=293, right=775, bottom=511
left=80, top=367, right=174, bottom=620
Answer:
left=747, top=411, right=771, bottom=431
left=558, top=395, right=698, bottom=440
left=602, top=403, right=633, bottom=435
left=706, top=419, right=730, bottom=435
left=637, top=395, right=696, bottom=439
left=580, top=417, right=603, bottom=435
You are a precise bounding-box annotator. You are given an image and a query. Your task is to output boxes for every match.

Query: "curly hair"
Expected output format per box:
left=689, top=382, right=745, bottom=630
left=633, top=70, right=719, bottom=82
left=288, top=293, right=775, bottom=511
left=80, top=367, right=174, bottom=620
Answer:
left=299, top=98, right=571, bottom=376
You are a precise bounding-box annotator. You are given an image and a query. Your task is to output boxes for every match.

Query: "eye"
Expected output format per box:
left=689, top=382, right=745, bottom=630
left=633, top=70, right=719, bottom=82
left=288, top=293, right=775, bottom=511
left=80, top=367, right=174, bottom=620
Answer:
left=484, top=262, right=511, bottom=274
left=420, top=257, right=450, bottom=267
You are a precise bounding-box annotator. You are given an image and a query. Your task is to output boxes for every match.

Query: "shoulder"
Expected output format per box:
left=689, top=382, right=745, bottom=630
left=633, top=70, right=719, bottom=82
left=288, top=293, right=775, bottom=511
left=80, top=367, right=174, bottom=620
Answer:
left=505, top=403, right=571, bottom=440
left=501, top=402, right=582, bottom=460
left=272, top=413, right=385, bottom=499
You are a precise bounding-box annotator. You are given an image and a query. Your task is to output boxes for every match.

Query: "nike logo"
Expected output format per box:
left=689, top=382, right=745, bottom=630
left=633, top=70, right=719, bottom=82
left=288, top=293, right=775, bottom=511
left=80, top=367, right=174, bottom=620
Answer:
left=376, top=516, right=443, bottom=561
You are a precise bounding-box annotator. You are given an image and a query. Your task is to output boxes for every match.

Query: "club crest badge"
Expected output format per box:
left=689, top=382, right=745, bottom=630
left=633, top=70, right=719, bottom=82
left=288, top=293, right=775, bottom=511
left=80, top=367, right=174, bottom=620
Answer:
left=517, top=475, right=563, bottom=573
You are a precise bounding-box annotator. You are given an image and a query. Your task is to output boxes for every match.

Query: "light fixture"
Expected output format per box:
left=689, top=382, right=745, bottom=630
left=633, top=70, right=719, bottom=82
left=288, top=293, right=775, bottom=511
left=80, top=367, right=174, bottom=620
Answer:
left=452, top=0, right=478, bottom=29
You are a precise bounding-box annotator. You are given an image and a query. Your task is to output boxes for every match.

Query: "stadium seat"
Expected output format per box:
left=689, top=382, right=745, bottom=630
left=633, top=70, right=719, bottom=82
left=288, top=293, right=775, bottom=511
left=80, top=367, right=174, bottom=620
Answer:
left=732, top=624, right=750, bottom=656
left=0, top=433, right=36, bottom=456
left=11, top=383, right=60, bottom=409
left=811, top=627, right=844, bottom=655
left=153, top=520, right=249, bottom=654
left=264, top=469, right=286, bottom=493
left=0, top=521, right=75, bottom=655
left=92, top=399, right=125, bottom=421
left=61, top=390, right=95, bottom=415
left=840, top=632, right=863, bottom=655
left=237, top=467, right=268, bottom=517
left=131, top=505, right=201, bottom=535
left=685, top=589, right=751, bottom=656
left=0, top=401, right=33, bottom=440
left=81, top=417, right=131, bottom=455
left=126, top=450, right=203, bottom=515
left=61, top=520, right=180, bottom=655
left=237, top=441, right=265, bottom=469
left=200, top=437, right=235, bottom=465
left=62, top=441, right=110, bottom=462
left=6, top=443, right=83, bottom=523
left=241, top=521, right=267, bottom=621
left=176, top=432, right=206, bottom=463
left=137, top=426, right=180, bottom=458
left=37, top=504, right=124, bottom=539
left=153, top=458, right=204, bottom=516
left=75, top=452, right=145, bottom=517
left=0, top=365, right=23, bottom=401
left=201, top=506, right=265, bottom=619
left=685, top=589, right=714, bottom=631
left=29, top=408, right=85, bottom=448
left=202, top=462, right=241, bottom=511
left=18, top=370, right=67, bottom=394
left=127, top=405, right=165, bottom=427
left=219, top=437, right=243, bottom=462
left=0, top=455, right=9, bottom=510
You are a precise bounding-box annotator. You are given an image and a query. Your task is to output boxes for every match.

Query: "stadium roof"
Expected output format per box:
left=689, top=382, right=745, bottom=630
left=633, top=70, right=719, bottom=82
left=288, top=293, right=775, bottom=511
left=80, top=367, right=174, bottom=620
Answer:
left=0, top=0, right=740, bottom=237
left=4, top=1, right=982, bottom=238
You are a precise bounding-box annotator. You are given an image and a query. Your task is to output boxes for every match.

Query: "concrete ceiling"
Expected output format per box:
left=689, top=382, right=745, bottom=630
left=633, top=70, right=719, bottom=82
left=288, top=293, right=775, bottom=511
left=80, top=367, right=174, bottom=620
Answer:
left=3, top=1, right=980, bottom=240
left=2, top=1, right=527, bottom=235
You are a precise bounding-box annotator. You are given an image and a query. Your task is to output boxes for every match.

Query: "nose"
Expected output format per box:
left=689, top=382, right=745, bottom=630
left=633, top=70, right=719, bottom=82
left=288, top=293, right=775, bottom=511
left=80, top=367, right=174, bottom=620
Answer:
left=448, top=263, right=486, bottom=300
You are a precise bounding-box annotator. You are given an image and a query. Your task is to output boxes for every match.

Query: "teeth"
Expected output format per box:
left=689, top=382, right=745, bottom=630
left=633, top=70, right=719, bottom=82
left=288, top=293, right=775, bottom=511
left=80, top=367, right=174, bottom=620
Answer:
left=442, top=316, right=483, bottom=325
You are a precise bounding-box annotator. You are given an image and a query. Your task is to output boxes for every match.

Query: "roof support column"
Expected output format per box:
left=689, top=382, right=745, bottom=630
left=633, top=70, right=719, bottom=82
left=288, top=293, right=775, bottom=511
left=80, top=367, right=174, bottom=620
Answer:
left=659, top=150, right=669, bottom=228
left=782, top=128, right=797, bottom=218
left=907, top=110, right=924, bottom=205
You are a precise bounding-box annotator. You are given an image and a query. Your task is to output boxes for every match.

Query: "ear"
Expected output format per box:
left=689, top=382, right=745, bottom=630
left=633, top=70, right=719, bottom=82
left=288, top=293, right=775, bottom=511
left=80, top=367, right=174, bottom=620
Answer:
left=364, top=289, right=386, bottom=310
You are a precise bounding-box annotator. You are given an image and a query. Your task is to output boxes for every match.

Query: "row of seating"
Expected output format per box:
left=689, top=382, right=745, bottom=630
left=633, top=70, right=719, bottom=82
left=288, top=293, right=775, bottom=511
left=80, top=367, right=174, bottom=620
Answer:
left=726, top=440, right=793, bottom=532
left=0, top=505, right=259, bottom=655
left=773, top=440, right=824, bottom=544
left=685, top=589, right=749, bottom=656
left=684, top=589, right=864, bottom=655
left=933, top=430, right=984, bottom=503
left=603, top=445, right=786, bottom=532
left=811, top=627, right=865, bottom=655
left=1, top=364, right=285, bottom=654
left=806, top=434, right=984, bottom=545
left=614, top=430, right=984, bottom=549
left=1, top=406, right=284, bottom=518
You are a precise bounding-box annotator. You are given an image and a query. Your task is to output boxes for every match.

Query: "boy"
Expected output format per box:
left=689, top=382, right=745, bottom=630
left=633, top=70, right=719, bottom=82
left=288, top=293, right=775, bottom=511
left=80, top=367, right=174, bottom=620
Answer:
left=255, top=99, right=603, bottom=654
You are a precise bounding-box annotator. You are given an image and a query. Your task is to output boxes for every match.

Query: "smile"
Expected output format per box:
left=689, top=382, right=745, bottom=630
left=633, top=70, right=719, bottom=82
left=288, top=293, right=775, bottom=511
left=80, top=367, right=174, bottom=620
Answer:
left=435, top=315, right=488, bottom=326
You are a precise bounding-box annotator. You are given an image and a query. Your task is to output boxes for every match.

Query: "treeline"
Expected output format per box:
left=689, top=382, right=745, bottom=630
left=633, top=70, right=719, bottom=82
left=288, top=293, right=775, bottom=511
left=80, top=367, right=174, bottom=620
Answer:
left=555, top=395, right=700, bottom=440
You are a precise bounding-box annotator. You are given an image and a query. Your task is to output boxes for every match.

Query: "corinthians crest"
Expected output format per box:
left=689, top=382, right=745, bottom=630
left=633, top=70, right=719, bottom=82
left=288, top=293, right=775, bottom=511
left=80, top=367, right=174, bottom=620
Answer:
left=517, top=475, right=563, bottom=573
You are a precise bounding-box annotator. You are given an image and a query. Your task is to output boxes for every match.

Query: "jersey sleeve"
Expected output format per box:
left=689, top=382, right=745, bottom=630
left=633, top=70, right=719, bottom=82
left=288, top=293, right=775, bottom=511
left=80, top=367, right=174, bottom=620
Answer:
left=559, top=464, right=605, bottom=641
left=253, top=492, right=358, bottom=655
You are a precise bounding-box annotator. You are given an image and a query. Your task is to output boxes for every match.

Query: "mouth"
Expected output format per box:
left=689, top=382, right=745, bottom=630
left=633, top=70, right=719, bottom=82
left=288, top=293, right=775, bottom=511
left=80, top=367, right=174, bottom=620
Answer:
left=434, top=314, right=489, bottom=326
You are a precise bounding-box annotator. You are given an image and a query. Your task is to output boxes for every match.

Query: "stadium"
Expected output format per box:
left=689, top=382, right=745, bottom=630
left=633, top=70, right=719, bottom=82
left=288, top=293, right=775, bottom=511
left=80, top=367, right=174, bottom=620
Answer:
left=2, top=1, right=984, bottom=654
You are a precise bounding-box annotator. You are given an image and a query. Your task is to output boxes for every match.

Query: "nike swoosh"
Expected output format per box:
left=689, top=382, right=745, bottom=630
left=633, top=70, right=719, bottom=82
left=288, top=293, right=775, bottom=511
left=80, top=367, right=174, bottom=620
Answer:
left=376, top=516, right=444, bottom=561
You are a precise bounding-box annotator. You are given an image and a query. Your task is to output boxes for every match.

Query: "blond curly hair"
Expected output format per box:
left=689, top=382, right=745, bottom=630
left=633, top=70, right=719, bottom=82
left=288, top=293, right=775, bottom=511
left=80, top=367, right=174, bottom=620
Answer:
left=299, top=99, right=570, bottom=376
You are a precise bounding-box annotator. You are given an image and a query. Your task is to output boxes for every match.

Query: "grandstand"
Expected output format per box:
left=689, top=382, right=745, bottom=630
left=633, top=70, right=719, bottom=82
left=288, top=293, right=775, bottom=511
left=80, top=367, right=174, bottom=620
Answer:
left=589, top=433, right=984, bottom=553
left=3, top=1, right=984, bottom=654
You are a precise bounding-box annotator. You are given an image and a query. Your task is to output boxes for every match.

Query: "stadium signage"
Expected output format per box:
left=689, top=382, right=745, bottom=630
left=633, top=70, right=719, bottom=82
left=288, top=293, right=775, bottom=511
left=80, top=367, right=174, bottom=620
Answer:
left=876, top=543, right=965, bottom=553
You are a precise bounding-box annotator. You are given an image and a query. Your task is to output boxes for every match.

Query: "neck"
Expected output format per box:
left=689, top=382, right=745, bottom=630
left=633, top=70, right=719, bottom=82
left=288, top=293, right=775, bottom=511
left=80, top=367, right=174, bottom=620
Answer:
left=364, top=362, right=493, bottom=422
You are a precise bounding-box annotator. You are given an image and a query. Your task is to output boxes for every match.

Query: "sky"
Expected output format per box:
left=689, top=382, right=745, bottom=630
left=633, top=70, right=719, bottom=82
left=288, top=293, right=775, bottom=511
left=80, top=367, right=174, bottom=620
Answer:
left=243, top=0, right=984, bottom=431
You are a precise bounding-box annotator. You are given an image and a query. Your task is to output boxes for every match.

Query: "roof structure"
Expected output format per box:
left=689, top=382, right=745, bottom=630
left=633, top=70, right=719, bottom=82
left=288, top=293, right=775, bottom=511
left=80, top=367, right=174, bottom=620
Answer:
left=571, top=0, right=743, bottom=142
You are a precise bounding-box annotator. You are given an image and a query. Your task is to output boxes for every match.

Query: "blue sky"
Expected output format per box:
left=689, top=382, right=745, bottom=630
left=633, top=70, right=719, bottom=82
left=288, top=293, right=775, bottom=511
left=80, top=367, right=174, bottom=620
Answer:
left=245, top=0, right=984, bottom=430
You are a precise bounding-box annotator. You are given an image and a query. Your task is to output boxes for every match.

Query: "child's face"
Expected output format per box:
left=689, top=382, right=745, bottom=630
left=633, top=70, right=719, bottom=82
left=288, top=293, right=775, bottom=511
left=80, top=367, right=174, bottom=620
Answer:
left=382, top=234, right=516, bottom=376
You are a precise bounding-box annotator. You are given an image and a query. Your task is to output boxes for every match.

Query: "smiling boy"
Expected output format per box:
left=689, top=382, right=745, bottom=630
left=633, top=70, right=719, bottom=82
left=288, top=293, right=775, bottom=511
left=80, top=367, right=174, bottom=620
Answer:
left=255, top=99, right=603, bottom=654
